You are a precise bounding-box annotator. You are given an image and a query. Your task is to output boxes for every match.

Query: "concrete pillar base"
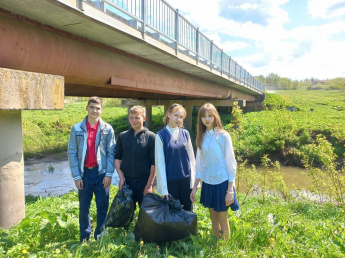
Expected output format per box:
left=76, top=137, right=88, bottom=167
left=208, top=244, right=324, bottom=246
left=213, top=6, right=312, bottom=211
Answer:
left=0, top=111, right=25, bottom=229
left=0, top=67, right=64, bottom=229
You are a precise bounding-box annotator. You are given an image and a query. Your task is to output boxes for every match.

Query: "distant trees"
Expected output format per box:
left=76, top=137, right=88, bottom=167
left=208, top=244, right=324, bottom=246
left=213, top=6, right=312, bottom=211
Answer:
left=328, top=77, right=345, bottom=89
left=255, top=73, right=345, bottom=90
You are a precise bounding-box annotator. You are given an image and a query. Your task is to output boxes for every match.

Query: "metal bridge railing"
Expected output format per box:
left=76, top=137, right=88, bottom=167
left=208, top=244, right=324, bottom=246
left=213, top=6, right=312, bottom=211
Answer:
left=84, top=0, right=265, bottom=93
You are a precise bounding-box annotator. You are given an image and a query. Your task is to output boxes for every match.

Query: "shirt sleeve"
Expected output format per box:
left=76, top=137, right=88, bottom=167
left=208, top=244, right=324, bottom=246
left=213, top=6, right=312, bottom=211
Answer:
left=105, top=126, right=116, bottom=177
left=195, top=148, right=202, bottom=180
left=114, top=133, right=123, bottom=160
left=186, top=133, right=196, bottom=189
left=150, top=133, right=156, bottom=166
left=223, top=133, right=237, bottom=182
left=155, top=134, right=169, bottom=195
left=68, top=125, right=82, bottom=181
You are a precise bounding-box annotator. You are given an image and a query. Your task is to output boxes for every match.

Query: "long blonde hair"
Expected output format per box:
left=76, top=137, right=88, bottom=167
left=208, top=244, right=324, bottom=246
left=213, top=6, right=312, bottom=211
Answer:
left=163, top=103, right=186, bottom=127
left=196, top=103, right=223, bottom=149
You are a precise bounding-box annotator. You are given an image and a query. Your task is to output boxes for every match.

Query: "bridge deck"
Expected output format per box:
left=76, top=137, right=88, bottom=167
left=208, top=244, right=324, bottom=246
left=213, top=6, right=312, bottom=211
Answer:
left=0, top=0, right=264, bottom=100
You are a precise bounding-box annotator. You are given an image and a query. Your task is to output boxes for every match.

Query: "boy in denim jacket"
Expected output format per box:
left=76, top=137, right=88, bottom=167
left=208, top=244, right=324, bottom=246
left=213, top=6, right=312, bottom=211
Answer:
left=68, top=96, right=115, bottom=242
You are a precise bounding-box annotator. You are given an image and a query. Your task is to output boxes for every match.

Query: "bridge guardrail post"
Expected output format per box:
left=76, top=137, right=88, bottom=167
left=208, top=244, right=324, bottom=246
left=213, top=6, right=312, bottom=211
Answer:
left=210, top=40, right=213, bottom=70
left=228, top=57, right=231, bottom=79
left=175, top=9, right=179, bottom=55
left=221, top=49, right=223, bottom=75
left=141, top=0, right=146, bottom=39
left=196, top=28, right=199, bottom=64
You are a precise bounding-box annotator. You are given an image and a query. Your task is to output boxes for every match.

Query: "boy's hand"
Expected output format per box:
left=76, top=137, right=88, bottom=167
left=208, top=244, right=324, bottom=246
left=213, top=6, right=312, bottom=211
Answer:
left=118, top=177, right=125, bottom=190
left=143, top=185, right=153, bottom=195
left=75, top=179, right=83, bottom=190
left=103, top=176, right=112, bottom=189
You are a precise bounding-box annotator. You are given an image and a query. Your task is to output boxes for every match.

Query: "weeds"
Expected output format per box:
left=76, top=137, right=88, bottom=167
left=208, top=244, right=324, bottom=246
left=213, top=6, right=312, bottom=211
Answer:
left=1, top=189, right=344, bottom=257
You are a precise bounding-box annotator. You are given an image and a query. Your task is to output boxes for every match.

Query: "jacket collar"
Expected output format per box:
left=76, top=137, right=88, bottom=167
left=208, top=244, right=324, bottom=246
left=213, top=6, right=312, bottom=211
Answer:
left=129, top=126, right=148, bottom=135
left=81, top=116, right=106, bottom=132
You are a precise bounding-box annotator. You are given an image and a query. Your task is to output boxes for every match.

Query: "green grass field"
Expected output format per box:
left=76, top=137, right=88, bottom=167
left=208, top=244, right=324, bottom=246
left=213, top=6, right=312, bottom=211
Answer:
left=1, top=90, right=344, bottom=257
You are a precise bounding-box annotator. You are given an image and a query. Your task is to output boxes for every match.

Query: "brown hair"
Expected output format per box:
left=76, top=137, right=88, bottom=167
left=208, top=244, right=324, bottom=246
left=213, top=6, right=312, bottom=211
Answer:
left=87, top=96, right=103, bottom=107
left=163, top=103, right=186, bottom=127
left=129, top=105, right=146, bottom=117
left=196, top=103, right=223, bottom=149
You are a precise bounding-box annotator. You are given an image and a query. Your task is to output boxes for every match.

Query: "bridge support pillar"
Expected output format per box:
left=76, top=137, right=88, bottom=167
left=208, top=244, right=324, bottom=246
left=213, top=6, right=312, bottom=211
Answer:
left=0, top=110, right=25, bottom=230
left=183, top=105, right=193, bottom=131
left=0, top=67, right=64, bottom=229
left=127, top=105, right=134, bottom=125
left=145, top=105, right=152, bottom=129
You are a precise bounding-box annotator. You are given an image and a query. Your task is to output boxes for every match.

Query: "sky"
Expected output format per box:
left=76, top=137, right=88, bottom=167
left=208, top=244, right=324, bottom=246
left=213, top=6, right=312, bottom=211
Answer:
left=165, top=0, right=345, bottom=81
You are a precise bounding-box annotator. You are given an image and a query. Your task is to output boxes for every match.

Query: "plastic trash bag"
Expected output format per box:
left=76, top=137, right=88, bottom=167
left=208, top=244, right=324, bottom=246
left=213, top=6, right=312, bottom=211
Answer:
left=134, top=193, right=198, bottom=243
left=104, top=183, right=134, bottom=228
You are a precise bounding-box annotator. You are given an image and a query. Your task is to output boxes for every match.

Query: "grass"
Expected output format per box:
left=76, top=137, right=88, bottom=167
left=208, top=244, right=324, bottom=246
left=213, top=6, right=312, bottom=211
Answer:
left=229, top=90, right=345, bottom=166
left=1, top=189, right=344, bottom=257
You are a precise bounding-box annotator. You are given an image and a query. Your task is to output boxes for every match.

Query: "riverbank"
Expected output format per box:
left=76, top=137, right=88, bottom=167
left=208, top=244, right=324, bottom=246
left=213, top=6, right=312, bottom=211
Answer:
left=22, top=90, right=345, bottom=168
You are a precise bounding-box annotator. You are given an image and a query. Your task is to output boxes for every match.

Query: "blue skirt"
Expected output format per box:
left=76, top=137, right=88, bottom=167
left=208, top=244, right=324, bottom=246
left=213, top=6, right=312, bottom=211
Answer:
left=200, top=180, right=239, bottom=212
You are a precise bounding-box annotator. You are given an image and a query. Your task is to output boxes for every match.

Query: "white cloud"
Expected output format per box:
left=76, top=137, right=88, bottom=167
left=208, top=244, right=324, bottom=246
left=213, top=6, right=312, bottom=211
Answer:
left=308, top=0, right=345, bottom=19
left=165, top=0, right=345, bottom=80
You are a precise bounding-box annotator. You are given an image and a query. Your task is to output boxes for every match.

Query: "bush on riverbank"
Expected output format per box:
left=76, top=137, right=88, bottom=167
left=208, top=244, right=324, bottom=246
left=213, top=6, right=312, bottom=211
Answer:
left=228, top=90, right=345, bottom=167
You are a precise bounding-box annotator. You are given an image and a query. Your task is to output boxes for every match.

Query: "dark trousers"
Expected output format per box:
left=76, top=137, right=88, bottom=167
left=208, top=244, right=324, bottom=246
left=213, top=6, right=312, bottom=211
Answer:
left=167, top=178, right=192, bottom=212
left=78, top=167, right=109, bottom=242
left=125, top=176, right=149, bottom=209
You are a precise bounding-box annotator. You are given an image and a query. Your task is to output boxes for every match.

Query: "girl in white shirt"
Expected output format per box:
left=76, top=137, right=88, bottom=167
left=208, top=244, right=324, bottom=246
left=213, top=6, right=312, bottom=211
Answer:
left=190, top=102, right=239, bottom=239
left=155, top=103, right=196, bottom=211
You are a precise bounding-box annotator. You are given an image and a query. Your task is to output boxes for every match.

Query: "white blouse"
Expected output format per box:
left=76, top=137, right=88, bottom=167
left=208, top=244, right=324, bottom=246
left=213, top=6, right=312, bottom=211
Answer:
left=195, top=127, right=237, bottom=185
left=155, top=125, right=196, bottom=195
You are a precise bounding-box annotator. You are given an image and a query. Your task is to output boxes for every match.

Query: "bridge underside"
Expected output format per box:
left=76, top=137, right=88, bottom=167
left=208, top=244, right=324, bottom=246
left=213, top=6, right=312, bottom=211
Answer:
left=0, top=9, right=260, bottom=102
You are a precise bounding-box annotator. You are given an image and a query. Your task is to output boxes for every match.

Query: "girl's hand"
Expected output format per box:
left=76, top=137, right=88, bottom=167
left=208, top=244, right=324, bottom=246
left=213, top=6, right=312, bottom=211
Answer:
left=190, top=189, right=197, bottom=203
left=225, top=192, right=234, bottom=206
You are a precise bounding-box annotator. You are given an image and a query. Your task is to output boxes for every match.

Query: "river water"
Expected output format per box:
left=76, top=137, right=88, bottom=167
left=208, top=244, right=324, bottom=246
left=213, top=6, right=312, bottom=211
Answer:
left=24, top=157, right=311, bottom=197
left=24, top=158, right=120, bottom=197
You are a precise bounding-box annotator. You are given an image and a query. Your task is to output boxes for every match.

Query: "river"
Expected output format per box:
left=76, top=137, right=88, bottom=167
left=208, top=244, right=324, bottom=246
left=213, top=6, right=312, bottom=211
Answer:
left=24, top=155, right=311, bottom=197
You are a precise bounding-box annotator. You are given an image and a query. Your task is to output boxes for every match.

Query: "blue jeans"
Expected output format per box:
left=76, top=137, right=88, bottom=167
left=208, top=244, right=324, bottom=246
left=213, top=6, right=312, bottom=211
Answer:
left=78, top=167, right=109, bottom=242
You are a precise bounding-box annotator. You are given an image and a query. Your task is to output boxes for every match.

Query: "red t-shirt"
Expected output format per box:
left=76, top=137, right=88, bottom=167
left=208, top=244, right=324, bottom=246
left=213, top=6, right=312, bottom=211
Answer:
left=84, top=120, right=99, bottom=167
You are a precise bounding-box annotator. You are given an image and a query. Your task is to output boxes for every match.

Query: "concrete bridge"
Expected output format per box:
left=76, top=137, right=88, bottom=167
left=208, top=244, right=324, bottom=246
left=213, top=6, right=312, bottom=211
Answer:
left=0, top=0, right=265, bottom=229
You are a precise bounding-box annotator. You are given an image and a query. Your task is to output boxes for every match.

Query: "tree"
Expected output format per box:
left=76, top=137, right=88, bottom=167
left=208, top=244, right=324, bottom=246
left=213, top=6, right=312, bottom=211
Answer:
left=266, top=73, right=280, bottom=88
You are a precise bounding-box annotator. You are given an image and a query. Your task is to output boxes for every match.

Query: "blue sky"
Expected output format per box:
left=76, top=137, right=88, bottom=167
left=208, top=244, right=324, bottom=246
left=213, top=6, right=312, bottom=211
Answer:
left=166, top=0, right=345, bottom=80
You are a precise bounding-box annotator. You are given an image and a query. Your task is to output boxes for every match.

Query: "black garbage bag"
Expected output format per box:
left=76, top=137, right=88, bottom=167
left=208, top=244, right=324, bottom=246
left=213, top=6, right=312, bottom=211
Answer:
left=104, top=183, right=134, bottom=228
left=134, top=193, right=198, bottom=243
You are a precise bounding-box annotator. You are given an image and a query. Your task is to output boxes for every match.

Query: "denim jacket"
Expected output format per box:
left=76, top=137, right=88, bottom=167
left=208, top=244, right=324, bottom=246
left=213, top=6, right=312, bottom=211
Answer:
left=68, top=116, right=116, bottom=181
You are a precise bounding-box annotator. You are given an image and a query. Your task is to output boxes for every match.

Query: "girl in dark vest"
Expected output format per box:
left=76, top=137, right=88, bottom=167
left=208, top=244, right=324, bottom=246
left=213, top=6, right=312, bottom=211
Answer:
left=190, top=103, right=239, bottom=240
left=155, top=103, right=196, bottom=211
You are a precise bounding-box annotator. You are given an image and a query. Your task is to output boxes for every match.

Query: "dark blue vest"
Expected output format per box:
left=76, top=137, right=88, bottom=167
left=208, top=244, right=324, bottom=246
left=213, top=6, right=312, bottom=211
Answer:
left=157, top=127, right=191, bottom=182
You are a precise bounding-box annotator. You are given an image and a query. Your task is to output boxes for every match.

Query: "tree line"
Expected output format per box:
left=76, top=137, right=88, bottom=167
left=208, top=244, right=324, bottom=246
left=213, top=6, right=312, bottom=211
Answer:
left=255, top=73, right=345, bottom=90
